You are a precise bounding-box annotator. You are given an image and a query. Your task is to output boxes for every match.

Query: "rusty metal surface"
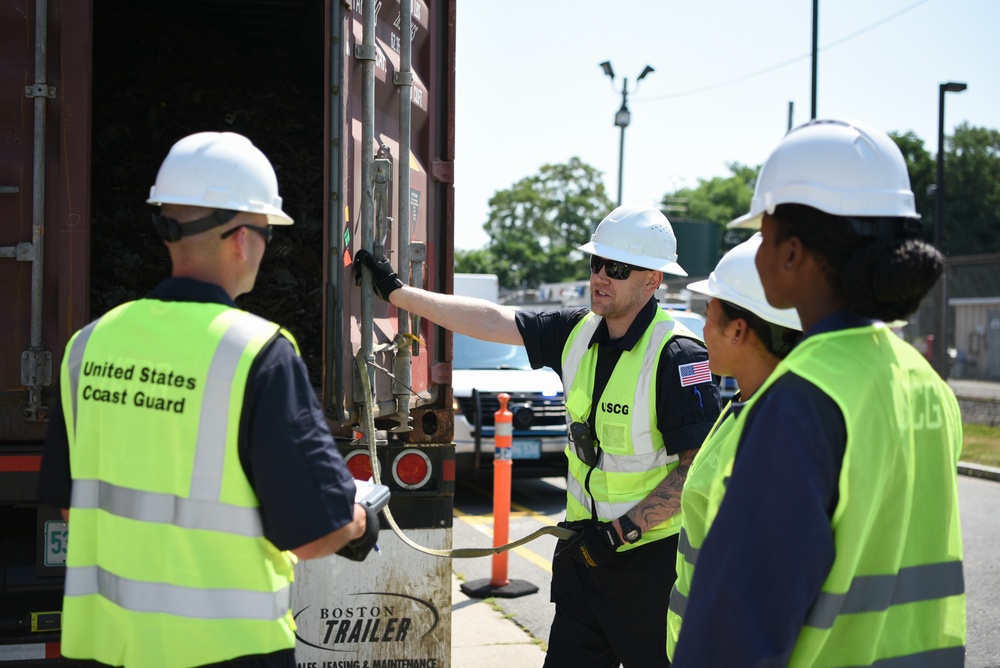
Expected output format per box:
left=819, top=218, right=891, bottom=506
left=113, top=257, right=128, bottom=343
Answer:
left=0, top=0, right=91, bottom=443
left=326, top=0, right=456, bottom=433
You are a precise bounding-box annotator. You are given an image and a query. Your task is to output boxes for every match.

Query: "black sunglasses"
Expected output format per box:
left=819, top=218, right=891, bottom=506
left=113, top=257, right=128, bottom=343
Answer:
left=590, top=255, right=643, bottom=281
left=220, top=224, right=273, bottom=245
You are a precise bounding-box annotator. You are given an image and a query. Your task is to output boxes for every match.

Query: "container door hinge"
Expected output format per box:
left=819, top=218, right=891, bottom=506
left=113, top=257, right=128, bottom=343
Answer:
left=0, top=241, right=37, bottom=261
left=22, top=349, right=53, bottom=422
left=25, top=84, right=56, bottom=99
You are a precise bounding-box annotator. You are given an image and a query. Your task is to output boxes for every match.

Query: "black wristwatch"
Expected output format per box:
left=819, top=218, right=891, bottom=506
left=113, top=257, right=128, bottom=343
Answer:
left=618, top=514, right=642, bottom=544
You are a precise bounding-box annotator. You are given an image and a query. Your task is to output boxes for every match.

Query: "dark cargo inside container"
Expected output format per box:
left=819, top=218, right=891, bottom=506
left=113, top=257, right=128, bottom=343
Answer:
left=90, top=0, right=327, bottom=379
left=2, top=0, right=328, bottom=656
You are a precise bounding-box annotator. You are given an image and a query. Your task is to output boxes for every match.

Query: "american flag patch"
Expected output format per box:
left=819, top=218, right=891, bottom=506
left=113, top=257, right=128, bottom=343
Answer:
left=678, top=360, right=712, bottom=387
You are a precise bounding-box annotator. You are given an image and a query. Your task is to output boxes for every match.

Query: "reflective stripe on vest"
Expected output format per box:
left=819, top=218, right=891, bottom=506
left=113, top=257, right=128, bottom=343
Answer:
left=65, top=565, right=290, bottom=621
left=667, top=400, right=737, bottom=659
left=564, top=315, right=689, bottom=469
left=565, top=486, right=643, bottom=520
left=805, top=561, right=965, bottom=630
left=65, top=319, right=99, bottom=436
left=562, top=310, right=684, bottom=527
left=65, top=307, right=265, bottom=499
left=561, top=315, right=600, bottom=404
left=70, top=479, right=263, bottom=537
left=59, top=301, right=296, bottom=667
left=677, top=526, right=699, bottom=569
left=669, top=583, right=688, bottom=619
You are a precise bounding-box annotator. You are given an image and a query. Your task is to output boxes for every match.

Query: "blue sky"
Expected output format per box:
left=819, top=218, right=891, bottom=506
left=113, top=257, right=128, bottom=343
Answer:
left=453, top=0, right=999, bottom=250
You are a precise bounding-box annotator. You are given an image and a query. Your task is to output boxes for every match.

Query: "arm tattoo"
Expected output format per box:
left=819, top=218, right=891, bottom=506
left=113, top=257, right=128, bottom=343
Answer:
left=635, top=448, right=698, bottom=531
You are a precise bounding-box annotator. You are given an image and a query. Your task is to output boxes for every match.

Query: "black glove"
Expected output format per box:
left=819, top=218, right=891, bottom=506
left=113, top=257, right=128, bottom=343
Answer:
left=354, top=249, right=403, bottom=301
left=336, top=503, right=381, bottom=562
left=562, top=521, right=622, bottom=568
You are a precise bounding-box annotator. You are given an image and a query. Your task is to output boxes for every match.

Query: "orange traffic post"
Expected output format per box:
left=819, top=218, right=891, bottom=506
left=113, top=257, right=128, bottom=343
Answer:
left=459, top=392, right=539, bottom=600
left=491, top=393, right=513, bottom=587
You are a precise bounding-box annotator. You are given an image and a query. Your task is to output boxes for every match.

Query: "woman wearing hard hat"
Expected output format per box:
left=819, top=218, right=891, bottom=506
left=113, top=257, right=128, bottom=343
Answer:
left=671, top=119, right=965, bottom=667
left=665, top=233, right=802, bottom=662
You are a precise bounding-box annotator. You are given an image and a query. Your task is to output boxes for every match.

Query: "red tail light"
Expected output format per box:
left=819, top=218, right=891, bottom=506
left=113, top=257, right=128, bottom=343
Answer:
left=392, top=450, right=431, bottom=489
left=344, top=450, right=374, bottom=481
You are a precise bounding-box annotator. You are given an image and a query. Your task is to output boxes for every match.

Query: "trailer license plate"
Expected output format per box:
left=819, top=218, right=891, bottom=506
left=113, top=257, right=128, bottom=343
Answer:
left=44, top=520, right=68, bottom=567
left=512, top=439, right=541, bottom=460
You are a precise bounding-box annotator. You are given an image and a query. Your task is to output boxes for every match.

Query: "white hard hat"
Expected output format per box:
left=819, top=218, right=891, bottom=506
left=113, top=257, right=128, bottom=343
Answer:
left=729, top=119, right=918, bottom=229
left=147, top=132, right=293, bottom=226
left=578, top=205, right=687, bottom=276
left=686, top=234, right=802, bottom=330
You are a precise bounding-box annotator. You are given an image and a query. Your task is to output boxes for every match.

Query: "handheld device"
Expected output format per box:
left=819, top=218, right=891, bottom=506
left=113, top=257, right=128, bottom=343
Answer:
left=357, top=482, right=391, bottom=514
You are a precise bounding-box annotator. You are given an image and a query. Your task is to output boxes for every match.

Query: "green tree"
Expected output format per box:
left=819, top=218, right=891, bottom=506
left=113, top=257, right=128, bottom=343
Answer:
left=661, top=162, right=758, bottom=250
left=893, top=124, right=1000, bottom=255
left=890, top=131, right=935, bottom=242
left=661, top=162, right=757, bottom=228
left=474, top=157, right=613, bottom=289
left=454, top=248, right=496, bottom=275
left=943, top=123, right=1000, bottom=255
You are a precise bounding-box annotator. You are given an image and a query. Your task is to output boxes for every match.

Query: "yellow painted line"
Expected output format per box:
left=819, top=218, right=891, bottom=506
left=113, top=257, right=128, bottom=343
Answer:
left=457, top=480, right=562, bottom=527
left=454, top=508, right=553, bottom=573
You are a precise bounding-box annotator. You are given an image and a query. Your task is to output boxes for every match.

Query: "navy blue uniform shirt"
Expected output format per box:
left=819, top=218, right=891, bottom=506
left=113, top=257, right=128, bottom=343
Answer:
left=37, top=277, right=357, bottom=552
left=515, top=297, right=721, bottom=455
left=672, top=311, right=874, bottom=667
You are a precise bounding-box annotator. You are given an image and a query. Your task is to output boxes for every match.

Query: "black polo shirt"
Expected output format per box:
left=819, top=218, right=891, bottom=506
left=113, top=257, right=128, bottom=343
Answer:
left=514, top=297, right=721, bottom=455
left=37, top=277, right=357, bottom=552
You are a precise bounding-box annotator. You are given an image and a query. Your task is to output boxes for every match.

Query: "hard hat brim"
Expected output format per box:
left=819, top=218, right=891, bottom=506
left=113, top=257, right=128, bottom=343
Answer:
left=687, top=276, right=802, bottom=330
left=579, top=241, right=688, bottom=277
left=727, top=210, right=763, bottom=230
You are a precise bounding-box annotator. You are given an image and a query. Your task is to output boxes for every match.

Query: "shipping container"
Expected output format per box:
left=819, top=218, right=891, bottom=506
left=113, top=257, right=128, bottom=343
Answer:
left=0, top=0, right=457, bottom=664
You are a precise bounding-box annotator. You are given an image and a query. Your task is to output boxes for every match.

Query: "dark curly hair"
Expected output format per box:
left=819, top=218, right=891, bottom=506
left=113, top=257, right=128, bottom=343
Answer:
left=770, top=204, right=943, bottom=322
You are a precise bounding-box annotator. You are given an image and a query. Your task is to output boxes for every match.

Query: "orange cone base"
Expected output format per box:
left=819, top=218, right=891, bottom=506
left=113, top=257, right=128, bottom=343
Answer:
left=459, top=578, right=539, bottom=599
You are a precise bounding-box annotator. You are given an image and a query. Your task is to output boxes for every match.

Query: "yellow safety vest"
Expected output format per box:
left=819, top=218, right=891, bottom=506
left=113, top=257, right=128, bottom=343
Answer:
left=60, top=299, right=299, bottom=667
left=666, top=399, right=736, bottom=660
left=561, top=309, right=698, bottom=549
left=668, top=324, right=965, bottom=665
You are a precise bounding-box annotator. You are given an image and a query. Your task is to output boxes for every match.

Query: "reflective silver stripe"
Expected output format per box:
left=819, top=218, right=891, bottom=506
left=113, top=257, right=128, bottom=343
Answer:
left=582, top=319, right=678, bottom=473
left=630, top=320, right=674, bottom=455
left=190, top=311, right=275, bottom=501
left=561, top=315, right=601, bottom=422
left=677, top=527, right=698, bottom=567
left=600, top=446, right=674, bottom=473
left=71, top=479, right=263, bottom=537
left=668, top=583, right=687, bottom=617
left=866, top=646, right=965, bottom=668
left=565, top=476, right=634, bottom=519
left=65, top=319, right=101, bottom=438
left=805, top=561, right=965, bottom=630
left=65, top=565, right=289, bottom=621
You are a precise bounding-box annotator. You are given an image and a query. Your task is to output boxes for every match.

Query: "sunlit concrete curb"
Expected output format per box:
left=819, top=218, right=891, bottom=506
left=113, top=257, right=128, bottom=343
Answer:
left=958, top=461, right=1000, bottom=482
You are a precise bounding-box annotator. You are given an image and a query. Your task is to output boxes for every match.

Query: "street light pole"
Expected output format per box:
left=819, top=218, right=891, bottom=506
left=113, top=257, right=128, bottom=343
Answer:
left=811, top=0, right=818, bottom=119
left=615, top=80, right=630, bottom=208
left=600, top=62, right=653, bottom=207
left=934, top=81, right=967, bottom=377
